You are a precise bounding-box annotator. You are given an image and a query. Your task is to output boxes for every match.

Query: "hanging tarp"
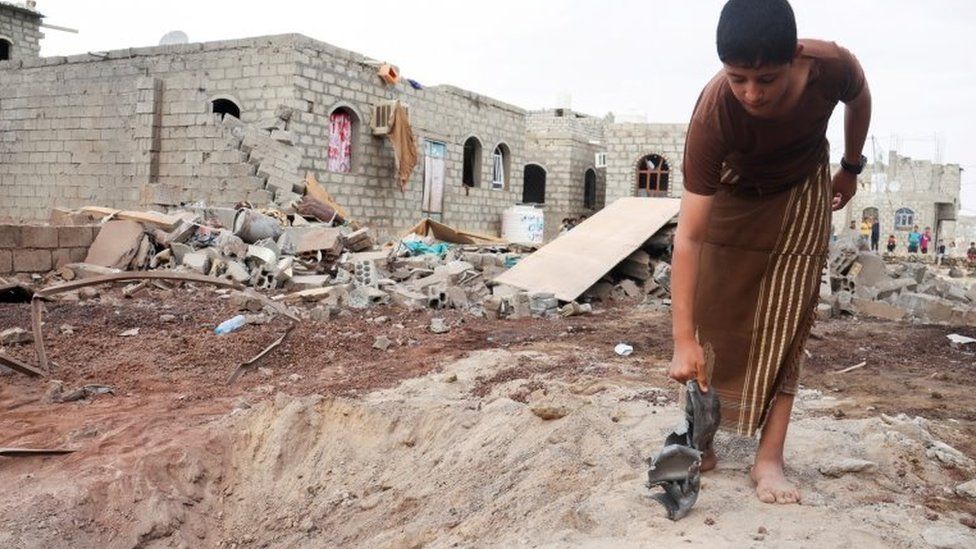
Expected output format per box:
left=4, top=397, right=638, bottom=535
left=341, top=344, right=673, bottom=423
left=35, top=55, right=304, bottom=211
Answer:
left=328, top=111, right=352, bottom=173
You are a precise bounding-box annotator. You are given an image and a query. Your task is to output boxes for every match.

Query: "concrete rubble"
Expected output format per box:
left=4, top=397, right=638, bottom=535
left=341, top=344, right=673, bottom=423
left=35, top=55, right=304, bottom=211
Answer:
left=822, top=233, right=976, bottom=326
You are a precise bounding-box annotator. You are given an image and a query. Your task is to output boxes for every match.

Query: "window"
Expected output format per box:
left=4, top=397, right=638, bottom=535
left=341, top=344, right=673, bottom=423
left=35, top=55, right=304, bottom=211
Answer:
left=0, top=38, right=10, bottom=61
left=636, top=154, right=670, bottom=196
left=522, top=164, right=546, bottom=204
left=211, top=98, right=241, bottom=119
left=462, top=136, right=482, bottom=187
left=584, top=168, right=597, bottom=209
left=491, top=143, right=510, bottom=190
left=894, top=208, right=914, bottom=230
left=328, top=107, right=360, bottom=174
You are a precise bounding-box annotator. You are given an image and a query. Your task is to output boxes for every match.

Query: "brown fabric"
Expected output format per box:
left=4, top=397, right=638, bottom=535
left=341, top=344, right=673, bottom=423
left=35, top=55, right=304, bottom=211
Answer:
left=386, top=101, right=418, bottom=192
left=694, top=153, right=831, bottom=436
left=682, top=39, right=865, bottom=196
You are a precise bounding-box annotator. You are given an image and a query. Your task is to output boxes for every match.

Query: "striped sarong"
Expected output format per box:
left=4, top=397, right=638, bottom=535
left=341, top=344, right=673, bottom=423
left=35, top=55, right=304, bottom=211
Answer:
left=694, top=157, right=831, bottom=436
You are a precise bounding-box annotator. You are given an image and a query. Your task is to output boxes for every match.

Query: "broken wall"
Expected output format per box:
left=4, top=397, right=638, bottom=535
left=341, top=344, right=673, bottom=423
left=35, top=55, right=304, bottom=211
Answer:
left=525, top=109, right=608, bottom=240
left=0, top=223, right=98, bottom=274
left=604, top=122, right=687, bottom=205
left=0, top=36, right=302, bottom=221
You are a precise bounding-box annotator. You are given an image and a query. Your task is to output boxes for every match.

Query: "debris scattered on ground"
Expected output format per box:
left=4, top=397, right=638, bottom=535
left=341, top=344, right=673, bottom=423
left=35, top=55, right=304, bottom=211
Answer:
left=614, top=343, right=634, bottom=356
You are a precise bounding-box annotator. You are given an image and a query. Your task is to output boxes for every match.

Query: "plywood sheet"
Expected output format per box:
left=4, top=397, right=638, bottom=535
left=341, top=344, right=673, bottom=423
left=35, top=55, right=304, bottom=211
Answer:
left=492, top=197, right=680, bottom=302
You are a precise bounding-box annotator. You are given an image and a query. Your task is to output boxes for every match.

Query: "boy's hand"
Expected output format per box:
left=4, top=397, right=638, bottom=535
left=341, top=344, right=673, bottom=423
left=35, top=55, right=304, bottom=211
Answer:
left=831, top=169, right=858, bottom=210
left=668, top=339, right=709, bottom=392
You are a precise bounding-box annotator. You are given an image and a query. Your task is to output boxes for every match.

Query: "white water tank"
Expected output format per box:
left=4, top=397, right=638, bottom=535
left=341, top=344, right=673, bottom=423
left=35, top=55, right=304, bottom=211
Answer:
left=502, top=205, right=544, bottom=245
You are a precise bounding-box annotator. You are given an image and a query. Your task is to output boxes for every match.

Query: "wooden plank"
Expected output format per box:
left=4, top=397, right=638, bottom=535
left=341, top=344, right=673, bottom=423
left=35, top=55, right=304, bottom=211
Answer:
left=0, top=447, right=75, bottom=457
left=492, top=197, right=680, bottom=302
left=0, top=352, right=45, bottom=377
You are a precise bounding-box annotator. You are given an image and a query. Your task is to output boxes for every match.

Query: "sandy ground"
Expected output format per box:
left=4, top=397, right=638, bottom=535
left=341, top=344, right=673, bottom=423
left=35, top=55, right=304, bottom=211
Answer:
left=1, top=286, right=975, bottom=548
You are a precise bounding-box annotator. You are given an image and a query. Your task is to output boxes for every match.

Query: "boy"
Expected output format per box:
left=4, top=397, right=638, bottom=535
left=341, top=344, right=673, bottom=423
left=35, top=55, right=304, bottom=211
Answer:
left=908, top=225, right=921, bottom=254
left=668, top=0, right=871, bottom=504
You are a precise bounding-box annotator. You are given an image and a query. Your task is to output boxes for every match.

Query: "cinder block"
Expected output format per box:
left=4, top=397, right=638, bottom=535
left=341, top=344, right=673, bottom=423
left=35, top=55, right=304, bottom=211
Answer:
left=0, top=250, right=11, bottom=274
left=51, top=248, right=73, bottom=269
left=0, top=224, right=21, bottom=248
left=69, top=247, right=89, bottom=263
left=13, top=249, right=52, bottom=273
left=21, top=225, right=59, bottom=248
left=57, top=225, right=94, bottom=247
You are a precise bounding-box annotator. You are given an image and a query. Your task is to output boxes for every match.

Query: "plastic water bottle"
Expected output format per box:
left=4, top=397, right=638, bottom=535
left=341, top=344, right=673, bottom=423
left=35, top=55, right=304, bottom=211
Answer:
left=214, top=314, right=246, bottom=335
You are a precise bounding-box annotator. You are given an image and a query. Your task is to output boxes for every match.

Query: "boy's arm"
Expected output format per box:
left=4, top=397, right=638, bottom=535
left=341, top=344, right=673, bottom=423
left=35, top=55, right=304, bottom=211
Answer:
left=832, top=82, right=872, bottom=210
left=668, top=191, right=714, bottom=390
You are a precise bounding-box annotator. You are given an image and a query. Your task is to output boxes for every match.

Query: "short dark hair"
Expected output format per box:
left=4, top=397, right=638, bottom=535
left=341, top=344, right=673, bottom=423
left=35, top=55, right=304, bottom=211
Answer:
left=717, top=0, right=797, bottom=66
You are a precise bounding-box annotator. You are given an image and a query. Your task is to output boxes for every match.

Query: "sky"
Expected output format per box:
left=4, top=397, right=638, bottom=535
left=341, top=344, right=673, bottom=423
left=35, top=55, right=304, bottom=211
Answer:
left=31, top=0, right=976, bottom=210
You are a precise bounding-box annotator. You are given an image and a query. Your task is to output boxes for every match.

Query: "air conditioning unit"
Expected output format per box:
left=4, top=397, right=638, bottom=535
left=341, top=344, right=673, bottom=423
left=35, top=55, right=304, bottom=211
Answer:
left=595, top=152, right=607, bottom=168
left=369, top=101, right=409, bottom=136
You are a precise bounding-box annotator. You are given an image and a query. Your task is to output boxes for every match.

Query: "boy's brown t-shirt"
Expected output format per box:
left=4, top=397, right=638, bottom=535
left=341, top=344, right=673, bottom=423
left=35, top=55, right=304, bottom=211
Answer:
left=682, top=39, right=866, bottom=196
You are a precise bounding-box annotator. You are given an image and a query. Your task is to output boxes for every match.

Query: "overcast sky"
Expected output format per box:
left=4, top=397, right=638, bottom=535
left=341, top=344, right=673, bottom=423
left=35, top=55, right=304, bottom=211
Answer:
left=33, top=0, right=976, bottom=210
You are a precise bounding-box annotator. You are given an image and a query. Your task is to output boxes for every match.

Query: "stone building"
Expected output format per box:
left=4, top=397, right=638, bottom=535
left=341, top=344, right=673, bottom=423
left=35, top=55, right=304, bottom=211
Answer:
left=0, top=0, right=42, bottom=62
left=604, top=122, right=688, bottom=204
left=0, top=2, right=526, bottom=237
left=524, top=108, right=608, bottom=239
left=832, top=151, right=962, bottom=252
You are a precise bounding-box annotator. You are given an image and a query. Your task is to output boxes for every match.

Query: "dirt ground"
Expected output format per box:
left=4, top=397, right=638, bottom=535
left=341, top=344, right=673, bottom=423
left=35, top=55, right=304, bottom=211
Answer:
left=1, top=285, right=975, bottom=548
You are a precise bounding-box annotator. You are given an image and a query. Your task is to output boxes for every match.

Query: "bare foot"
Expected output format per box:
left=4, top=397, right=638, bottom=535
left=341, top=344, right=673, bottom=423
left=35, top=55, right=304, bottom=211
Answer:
left=700, top=447, right=717, bottom=472
left=750, top=459, right=800, bottom=504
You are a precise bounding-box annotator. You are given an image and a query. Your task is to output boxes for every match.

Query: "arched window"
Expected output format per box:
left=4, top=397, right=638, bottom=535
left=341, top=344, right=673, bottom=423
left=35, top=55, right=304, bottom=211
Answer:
left=491, top=143, right=511, bottom=190
left=894, top=208, right=914, bottom=230
left=635, top=154, right=670, bottom=197
left=0, top=38, right=12, bottom=61
left=211, top=97, right=241, bottom=119
left=522, top=164, right=546, bottom=204
left=462, top=136, right=482, bottom=188
left=328, top=106, right=360, bottom=174
left=584, top=168, right=597, bottom=209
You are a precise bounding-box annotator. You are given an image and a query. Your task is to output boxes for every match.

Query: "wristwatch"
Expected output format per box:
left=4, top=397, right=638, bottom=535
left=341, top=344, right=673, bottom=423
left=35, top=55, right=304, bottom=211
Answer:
left=840, top=154, right=868, bottom=175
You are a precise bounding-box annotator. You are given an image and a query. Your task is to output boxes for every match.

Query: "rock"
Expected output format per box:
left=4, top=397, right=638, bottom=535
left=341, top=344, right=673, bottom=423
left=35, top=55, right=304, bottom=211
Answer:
left=0, top=327, right=33, bottom=346
left=181, top=251, right=211, bottom=274
left=79, top=287, right=100, bottom=300
left=851, top=297, right=907, bottom=321
left=288, top=373, right=304, bottom=382
left=119, top=328, right=140, bottom=337
left=44, top=379, right=64, bottom=403
left=159, top=314, right=177, bottom=323
left=224, top=261, right=251, bottom=283
left=430, top=318, right=450, bottom=334
left=956, top=480, right=976, bottom=500
left=815, top=302, right=834, bottom=320
left=897, top=292, right=955, bottom=323
left=59, top=324, right=74, bottom=335
left=853, top=253, right=887, bottom=287
left=921, top=526, right=976, bottom=548
left=373, top=335, right=393, bottom=350
left=531, top=404, right=570, bottom=420
left=949, top=267, right=966, bottom=278
left=926, top=441, right=976, bottom=468
left=258, top=367, right=273, bottom=377
left=818, top=458, right=878, bottom=478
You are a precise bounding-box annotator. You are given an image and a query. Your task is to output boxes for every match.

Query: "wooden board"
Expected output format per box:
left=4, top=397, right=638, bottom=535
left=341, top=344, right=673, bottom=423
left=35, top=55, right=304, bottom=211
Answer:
left=492, top=197, right=680, bottom=302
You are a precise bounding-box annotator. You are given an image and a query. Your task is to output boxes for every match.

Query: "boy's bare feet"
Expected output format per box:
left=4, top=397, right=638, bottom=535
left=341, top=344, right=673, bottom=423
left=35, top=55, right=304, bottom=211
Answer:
left=750, top=459, right=800, bottom=504
left=700, top=447, right=717, bottom=472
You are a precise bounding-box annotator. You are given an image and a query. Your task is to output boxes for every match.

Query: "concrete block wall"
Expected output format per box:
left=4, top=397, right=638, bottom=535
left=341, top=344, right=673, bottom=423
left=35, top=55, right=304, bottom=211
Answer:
left=0, top=74, right=151, bottom=221
left=0, top=4, right=42, bottom=62
left=605, top=123, right=688, bottom=205
left=0, top=223, right=98, bottom=274
left=0, top=36, right=303, bottom=220
left=525, top=109, right=608, bottom=240
left=286, top=37, right=526, bottom=238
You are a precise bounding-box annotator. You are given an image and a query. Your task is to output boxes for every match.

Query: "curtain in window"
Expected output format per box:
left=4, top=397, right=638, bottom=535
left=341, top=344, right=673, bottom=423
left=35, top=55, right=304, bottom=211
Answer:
left=328, top=112, right=352, bottom=173
left=492, top=153, right=504, bottom=189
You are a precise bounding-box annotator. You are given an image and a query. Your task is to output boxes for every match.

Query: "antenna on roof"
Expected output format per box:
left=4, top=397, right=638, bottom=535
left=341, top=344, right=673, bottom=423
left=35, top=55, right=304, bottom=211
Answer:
left=159, top=30, right=189, bottom=46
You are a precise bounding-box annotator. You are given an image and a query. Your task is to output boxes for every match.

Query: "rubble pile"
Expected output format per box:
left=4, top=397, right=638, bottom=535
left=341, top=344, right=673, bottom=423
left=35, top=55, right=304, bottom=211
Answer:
left=823, top=233, right=976, bottom=325
left=40, top=202, right=550, bottom=320
left=580, top=222, right=675, bottom=304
